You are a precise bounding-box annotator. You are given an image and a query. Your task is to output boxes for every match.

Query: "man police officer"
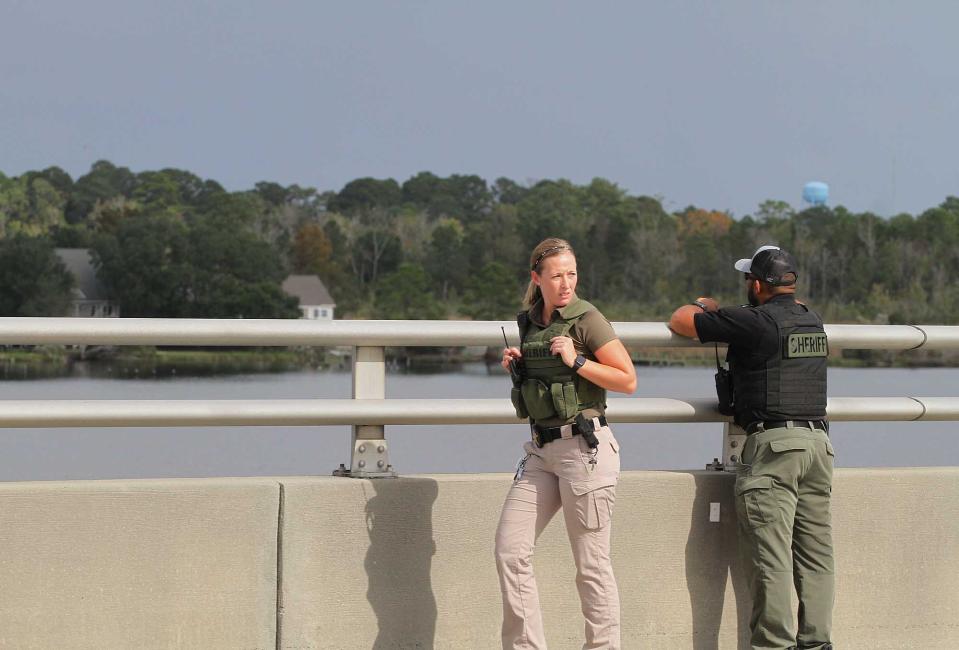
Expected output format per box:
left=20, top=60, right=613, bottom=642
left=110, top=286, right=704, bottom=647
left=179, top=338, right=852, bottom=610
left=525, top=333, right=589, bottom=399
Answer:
left=669, top=245, right=835, bottom=650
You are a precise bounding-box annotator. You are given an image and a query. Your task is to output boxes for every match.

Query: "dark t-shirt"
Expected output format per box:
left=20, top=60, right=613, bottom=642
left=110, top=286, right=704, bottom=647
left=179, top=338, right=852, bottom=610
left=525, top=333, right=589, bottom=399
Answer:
left=692, top=296, right=794, bottom=355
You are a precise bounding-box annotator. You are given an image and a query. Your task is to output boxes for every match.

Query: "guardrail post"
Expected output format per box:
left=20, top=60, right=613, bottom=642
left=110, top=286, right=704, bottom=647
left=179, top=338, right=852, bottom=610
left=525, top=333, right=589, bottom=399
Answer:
left=705, top=422, right=747, bottom=471
left=334, top=345, right=396, bottom=478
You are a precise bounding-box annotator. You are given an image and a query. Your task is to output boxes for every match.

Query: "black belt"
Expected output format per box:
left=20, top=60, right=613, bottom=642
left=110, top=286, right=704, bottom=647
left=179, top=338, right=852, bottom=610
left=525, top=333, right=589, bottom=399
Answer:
left=746, top=419, right=828, bottom=435
left=532, top=416, right=608, bottom=448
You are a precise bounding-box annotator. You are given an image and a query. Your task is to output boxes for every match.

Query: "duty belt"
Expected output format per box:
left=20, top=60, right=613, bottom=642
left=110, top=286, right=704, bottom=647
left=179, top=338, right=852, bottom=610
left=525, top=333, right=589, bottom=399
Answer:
left=746, top=419, right=828, bottom=435
left=532, top=416, right=608, bottom=448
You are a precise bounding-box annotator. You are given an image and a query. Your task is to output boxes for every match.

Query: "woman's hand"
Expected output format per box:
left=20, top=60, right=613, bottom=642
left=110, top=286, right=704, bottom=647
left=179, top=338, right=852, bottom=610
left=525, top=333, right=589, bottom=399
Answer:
left=501, top=347, right=522, bottom=372
left=549, top=336, right=577, bottom=367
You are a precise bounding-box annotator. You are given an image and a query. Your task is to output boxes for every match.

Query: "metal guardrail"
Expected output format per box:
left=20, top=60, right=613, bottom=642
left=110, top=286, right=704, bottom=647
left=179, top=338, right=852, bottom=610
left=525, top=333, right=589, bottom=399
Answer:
left=2, top=317, right=959, bottom=349
left=2, top=317, right=958, bottom=476
left=0, top=397, right=957, bottom=427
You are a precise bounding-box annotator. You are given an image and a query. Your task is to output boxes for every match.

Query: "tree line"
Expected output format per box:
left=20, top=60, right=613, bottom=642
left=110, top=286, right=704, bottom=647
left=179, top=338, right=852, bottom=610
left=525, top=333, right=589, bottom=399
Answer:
left=2, top=160, right=959, bottom=325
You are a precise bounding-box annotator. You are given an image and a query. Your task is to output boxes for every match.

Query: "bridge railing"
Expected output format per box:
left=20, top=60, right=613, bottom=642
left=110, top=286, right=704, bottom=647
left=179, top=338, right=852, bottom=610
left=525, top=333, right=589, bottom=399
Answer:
left=1, top=317, right=958, bottom=476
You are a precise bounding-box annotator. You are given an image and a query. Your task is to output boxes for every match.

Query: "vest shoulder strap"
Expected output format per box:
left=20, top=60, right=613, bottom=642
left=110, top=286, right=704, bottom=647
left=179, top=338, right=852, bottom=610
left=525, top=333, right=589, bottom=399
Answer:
left=561, top=301, right=597, bottom=339
left=560, top=299, right=596, bottom=320
left=517, top=312, right=531, bottom=342
left=759, top=300, right=823, bottom=329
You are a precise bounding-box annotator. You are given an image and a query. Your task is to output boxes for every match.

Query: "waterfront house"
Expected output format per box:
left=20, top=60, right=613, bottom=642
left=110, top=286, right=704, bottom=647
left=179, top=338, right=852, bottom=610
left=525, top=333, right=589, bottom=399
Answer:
left=282, top=275, right=336, bottom=320
left=54, top=248, right=120, bottom=318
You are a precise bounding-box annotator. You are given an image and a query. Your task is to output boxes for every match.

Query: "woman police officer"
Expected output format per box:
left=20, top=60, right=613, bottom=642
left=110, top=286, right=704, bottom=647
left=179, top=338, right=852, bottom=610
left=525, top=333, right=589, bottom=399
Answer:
left=494, top=237, right=636, bottom=650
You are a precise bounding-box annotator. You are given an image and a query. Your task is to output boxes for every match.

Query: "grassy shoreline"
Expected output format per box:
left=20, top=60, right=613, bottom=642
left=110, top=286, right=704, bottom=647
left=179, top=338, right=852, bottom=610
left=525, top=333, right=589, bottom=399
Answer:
left=0, top=346, right=345, bottom=378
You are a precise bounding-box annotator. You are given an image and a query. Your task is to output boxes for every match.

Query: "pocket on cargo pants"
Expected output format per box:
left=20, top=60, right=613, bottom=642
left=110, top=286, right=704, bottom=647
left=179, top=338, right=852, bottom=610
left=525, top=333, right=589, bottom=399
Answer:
left=569, top=481, right=617, bottom=530
left=735, top=475, right=776, bottom=528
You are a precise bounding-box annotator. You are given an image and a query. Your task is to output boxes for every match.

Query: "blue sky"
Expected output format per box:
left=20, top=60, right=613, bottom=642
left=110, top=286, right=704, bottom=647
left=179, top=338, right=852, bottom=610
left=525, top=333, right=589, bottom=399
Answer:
left=2, top=1, right=958, bottom=216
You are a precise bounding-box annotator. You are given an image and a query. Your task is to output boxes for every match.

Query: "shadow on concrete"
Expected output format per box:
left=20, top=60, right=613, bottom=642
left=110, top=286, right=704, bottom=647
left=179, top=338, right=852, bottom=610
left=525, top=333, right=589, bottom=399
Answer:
left=364, top=477, right=438, bottom=649
left=681, top=471, right=751, bottom=650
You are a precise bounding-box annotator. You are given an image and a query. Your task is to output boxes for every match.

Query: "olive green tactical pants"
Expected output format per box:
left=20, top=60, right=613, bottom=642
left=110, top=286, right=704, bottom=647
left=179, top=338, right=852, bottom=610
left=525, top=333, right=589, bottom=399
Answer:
left=495, top=425, right=620, bottom=650
left=736, top=425, right=835, bottom=650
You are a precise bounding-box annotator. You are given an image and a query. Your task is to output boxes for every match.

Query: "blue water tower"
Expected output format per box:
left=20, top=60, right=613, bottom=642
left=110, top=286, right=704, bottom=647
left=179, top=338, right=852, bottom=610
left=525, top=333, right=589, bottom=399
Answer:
left=802, top=181, right=829, bottom=207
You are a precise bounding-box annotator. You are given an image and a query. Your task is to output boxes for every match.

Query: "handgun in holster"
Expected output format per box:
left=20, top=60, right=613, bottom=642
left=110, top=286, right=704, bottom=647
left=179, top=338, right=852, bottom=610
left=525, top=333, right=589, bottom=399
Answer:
left=575, top=412, right=600, bottom=449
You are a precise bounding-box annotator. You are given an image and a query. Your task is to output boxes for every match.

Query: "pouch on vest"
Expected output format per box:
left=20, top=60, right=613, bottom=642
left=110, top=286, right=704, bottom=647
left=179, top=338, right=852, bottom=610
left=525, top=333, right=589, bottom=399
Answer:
left=510, top=386, right=529, bottom=419
left=550, top=381, right=579, bottom=421
left=521, top=379, right=556, bottom=420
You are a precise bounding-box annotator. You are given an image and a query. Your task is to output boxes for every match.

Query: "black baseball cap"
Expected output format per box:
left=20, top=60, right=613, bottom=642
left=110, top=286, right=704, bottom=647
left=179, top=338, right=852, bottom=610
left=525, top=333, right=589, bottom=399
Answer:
left=734, top=245, right=798, bottom=286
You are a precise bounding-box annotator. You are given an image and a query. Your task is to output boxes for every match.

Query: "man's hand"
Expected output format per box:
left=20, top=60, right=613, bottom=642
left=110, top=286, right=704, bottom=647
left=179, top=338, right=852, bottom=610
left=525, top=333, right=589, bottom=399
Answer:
left=695, top=297, right=720, bottom=312
left=669, top=297, right=720, bottom=339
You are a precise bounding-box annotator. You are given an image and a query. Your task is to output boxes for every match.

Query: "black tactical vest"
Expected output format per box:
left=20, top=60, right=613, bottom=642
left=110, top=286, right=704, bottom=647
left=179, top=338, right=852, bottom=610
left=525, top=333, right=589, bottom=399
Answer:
left=727, top=298, right=828, bottom=427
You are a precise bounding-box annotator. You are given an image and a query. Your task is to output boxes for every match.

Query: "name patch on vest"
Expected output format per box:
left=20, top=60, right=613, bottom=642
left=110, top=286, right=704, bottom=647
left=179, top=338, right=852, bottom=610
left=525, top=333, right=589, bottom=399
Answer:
left=522, top=340, right=561, bottom=360
left=784, top=333, right=828, bottom=358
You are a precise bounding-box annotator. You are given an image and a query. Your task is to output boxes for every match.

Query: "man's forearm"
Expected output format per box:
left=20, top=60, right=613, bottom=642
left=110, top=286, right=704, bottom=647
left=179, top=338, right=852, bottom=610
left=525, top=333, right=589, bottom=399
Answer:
left=668, top=297, right=719, bottom=339
left=668, top=305, right=701, bottom=338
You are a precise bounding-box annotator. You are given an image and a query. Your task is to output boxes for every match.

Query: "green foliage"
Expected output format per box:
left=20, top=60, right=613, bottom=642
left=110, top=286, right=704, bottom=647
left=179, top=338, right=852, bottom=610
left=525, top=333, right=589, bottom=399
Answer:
left=516, top=180, right=588, bottom=251
left=373, top=264, right=445, bottom=319
left=492, top=177, right=528, bottom=205
left=92, top=214, right=193, bottom=317
left=52, top=224, right=96, bottom=248
left=402, top=172, right=491, bottom=219
left=0, top=235, right=74, bottom=316
left=66, top=160, right=136, bottom=224
left=187, top=209, right=299, bottom=318
left=5, top=159, right=959, bottom=324
left=348, top=207, right=404, bottom=287
left=0, top=174, right=68, bottom=237
left=425, top=218, right=466, bottom=301
left=462, top=261, right=522, bottom=320
left=92, top=210, right=298, bottom=319
left=327, top=177, right=402, bottom=214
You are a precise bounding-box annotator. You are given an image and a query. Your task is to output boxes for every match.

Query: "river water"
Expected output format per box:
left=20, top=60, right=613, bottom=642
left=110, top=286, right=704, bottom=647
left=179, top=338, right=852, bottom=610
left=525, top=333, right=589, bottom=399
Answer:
left=0, top=364, right=956, bottom=481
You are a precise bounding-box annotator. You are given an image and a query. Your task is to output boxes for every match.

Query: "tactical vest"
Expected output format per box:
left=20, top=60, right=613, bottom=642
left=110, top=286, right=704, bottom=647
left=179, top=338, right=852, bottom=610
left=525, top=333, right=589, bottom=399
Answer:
left=727, top=298, right=828, bottom=427
left=511, top=299, right=607, bottom=425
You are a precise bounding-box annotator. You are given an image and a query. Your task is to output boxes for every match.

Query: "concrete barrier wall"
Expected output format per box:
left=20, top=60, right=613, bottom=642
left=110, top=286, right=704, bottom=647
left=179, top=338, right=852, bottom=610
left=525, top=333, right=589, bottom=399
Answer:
left=0, top=478, right=280, bottom=650
left=1, top=469, right=957, bottom=649
left=280, top=468, right=959, bottom=649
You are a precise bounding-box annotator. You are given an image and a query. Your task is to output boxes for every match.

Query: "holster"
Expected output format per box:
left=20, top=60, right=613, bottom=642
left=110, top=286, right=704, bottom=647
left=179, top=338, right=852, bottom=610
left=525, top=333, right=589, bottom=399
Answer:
left=715, top=367, right=735, bottom=416
left=714, top=343, right=735, bottom=416
left=575, top=412, right=600, bottom=449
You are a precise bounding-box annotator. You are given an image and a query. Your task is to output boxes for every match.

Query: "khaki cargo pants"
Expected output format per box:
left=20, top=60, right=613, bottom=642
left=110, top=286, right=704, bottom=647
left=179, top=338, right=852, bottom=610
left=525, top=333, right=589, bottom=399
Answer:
left=494, top=425, right=621, bottom=650
left=736, top=424, right=835, bottom=650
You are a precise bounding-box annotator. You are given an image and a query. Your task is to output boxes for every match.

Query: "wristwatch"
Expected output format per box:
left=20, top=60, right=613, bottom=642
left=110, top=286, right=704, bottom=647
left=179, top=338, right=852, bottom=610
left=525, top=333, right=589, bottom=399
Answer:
left=691, top=300, right=709, bottom=311
left=571, top=354, right=587, bottom=373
